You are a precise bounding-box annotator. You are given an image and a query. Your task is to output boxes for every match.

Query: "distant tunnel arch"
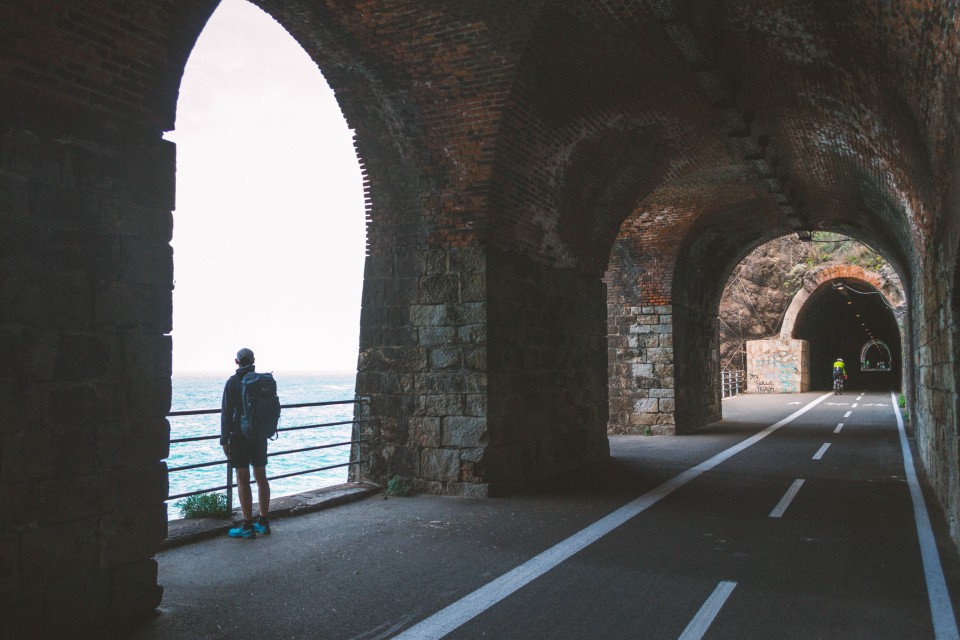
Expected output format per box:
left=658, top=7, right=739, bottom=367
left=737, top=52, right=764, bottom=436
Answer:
left=785, top=266, right=904, bottom=390
left=780, top=264, right=905, bottom=340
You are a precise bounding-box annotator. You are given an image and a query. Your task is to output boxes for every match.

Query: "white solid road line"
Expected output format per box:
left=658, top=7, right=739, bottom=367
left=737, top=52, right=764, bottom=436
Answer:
left=390, top=392, right=835, bottom=640
left=813, top=443, right=831, bottom=460
left=834, top=422, right=844, bottom=433
left=891, top=391, right=960, bottom=640
left=769, top=479, right=805, bottom=518
left=678, top=581, right=738, bottom=640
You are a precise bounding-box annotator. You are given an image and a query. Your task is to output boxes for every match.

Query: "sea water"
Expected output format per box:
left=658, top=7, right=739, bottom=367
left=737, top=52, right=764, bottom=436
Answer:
left=167, top=371, right=357, bottom=520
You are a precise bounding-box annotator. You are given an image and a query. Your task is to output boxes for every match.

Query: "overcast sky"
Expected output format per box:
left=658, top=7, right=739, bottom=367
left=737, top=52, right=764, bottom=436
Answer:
left=165, top=0, right=366, bottom=374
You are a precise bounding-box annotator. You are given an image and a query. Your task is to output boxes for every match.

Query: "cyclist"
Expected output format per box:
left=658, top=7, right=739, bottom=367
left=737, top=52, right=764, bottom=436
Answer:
left=832, top=357, right=847, bottom=394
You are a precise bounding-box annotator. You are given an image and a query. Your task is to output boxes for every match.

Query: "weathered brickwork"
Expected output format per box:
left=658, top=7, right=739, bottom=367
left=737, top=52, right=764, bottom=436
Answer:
left=3, top=0, right=960, bottom=635
left=780, top=264, right=906, bottom=340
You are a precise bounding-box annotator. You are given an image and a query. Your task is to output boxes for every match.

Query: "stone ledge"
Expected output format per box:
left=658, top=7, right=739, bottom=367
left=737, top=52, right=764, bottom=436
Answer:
left=160, top=482, right=381, bottom=550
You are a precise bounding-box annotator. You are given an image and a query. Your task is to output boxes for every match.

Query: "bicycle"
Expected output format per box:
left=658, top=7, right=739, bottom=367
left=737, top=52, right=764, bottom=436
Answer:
left=833, top=374, right=844, bottom=395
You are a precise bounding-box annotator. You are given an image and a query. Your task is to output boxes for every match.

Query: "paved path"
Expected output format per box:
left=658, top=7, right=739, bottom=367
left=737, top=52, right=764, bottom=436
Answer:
left=131, top=391, right=960, bottom=639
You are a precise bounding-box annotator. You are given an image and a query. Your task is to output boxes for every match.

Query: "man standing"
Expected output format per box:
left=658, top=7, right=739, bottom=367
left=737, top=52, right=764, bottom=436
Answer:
left=221, top=347, right=272, bottom=539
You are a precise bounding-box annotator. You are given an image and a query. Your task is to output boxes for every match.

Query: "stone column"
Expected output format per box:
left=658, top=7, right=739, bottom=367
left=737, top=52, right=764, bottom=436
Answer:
left=1, top=123, right=171, bottom=634
left=608, top=305, right=676, bottom=434
left=355, top=246, right=489, bottom=496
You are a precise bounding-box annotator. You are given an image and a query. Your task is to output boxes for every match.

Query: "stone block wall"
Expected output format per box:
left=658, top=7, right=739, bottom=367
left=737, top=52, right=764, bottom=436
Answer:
left=913, top=241, right=960, bottom=545
left=608, top=305, right=675, bottom=434
left=745, top=339, right=810, bottom=393
left=1, top=118, right=172, bottom=635
left=672, top=304, right=722, bottom=433
left=354, top=245, right=610, bottom=495
left=354, top=246, right=490, bottom=497
left=486, top=250, right=610, bottom=491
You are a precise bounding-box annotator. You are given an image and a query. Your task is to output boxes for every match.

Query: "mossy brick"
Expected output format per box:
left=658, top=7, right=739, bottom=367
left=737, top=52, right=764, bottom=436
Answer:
left=409, top=304, right=448, bottom=326
left=420, top=325, right=456, bottom=346
left=409, top=417, right=441, bottom=447
left=442, top=416, right=488, bottom=447
left=416, top=394, right=464, bottom=416
left=430, top=347, right=463, bottom=370
left=421, top=448, right=460, bottom=481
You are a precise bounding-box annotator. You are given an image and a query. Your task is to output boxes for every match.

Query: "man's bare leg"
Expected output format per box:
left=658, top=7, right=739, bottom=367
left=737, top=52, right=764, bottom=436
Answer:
left=235, top=466, right=253, bottom=522
left=253, top=465, right=270, bottom=518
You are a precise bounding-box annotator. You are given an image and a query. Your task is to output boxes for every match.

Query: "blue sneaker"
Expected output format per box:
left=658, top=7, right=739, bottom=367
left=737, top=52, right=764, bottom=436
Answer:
left=228, top=521, right=256, bottom=539
left=253, top=516, right=271, bottom=535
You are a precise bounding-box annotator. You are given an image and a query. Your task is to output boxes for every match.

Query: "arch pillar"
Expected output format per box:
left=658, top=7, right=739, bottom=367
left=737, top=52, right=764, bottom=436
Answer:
left=606, top=239, right=677, bottom=435
left=355, top=245, right=610, bottom=495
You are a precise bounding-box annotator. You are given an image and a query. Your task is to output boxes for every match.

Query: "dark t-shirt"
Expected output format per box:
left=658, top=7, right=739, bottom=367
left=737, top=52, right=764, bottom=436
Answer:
left=220, top=364, right=255, bottom=445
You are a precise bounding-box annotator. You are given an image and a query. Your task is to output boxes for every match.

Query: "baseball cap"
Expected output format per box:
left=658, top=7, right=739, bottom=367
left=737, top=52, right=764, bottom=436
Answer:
left=236, top=348, right=255, bottom=363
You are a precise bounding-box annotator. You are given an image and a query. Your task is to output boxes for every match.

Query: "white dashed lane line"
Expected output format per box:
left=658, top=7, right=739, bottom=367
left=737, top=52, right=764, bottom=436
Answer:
left=678, top=581, right=738, bottom=640
left=834, top=422, right=844, bottom=433
left=813, top=443, right=831, bottom=460
left=389, top=393, right=834, bottom=640
left=844, top=410, right=853, bottom=418
left=769, top=479, right=805, bottom=518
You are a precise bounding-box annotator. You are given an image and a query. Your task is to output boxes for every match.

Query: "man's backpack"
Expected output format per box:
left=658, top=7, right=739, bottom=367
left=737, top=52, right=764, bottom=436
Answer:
left=240, top=372, right=281, bottom=440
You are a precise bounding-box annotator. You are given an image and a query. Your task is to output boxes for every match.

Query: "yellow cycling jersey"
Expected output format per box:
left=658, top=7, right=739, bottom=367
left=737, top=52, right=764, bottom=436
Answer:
left=832, top=360, right=846, bottom=373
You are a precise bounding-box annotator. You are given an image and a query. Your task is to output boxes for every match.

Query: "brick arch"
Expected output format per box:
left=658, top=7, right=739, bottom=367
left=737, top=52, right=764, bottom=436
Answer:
left=780, top=265, right=905, bottom=339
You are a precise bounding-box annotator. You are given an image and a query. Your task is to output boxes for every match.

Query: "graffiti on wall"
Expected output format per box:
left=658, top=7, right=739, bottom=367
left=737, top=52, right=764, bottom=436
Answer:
left=746, top=340, right=808, bottom=394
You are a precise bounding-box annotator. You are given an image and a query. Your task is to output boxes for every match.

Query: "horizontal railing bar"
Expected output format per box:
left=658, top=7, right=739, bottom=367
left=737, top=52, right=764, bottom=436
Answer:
left=167, top=459, right=364, bottom=500
left=168, top=483, right=233, bottom=501
left=169, top=439, right=368, bottom=474
left=170, top=419, right=363, bottom=445
left=267, top=440, right=361, bottom=458
left=277, top=419, right=357, bottom=433
left=259, top=459, right=362, bottom=482
left=169, top=459, right=226, bottom=473
left=168, top=398, right=365, bottom=418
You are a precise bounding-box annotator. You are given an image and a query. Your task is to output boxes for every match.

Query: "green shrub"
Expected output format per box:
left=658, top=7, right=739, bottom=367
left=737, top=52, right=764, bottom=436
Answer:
left=386, top=475, right=413, bottom=497
left=898, top=393, right=906, bottom=408
left=175, top=492, right=231, bottom=518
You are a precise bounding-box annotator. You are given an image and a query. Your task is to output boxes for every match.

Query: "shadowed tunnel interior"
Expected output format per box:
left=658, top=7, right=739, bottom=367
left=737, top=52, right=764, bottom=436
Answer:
left=793, top=279, right=902, bottom=390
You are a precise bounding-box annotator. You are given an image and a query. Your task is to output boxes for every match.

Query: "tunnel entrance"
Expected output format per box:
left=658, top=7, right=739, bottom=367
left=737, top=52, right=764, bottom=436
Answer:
left=793, top=279, right=902, bottom=390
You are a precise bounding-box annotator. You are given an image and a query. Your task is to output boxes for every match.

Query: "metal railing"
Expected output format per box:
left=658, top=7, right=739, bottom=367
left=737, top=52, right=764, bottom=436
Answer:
left=167, top=398, right=369, bottom=510
left=721, top=369, right=745, bottom=398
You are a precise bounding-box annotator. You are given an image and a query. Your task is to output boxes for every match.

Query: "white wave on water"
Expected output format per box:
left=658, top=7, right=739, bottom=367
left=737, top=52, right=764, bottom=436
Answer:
left=167, top=372, right=358, bottom=520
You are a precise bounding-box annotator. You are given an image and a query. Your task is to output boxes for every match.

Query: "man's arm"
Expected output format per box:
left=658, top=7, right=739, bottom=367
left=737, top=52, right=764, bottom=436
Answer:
left=221, top=378, right=233, bottom=447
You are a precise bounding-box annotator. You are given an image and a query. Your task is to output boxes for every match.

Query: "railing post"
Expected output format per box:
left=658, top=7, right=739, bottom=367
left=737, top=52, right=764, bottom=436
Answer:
left=226, top=461, right=233, bottom=514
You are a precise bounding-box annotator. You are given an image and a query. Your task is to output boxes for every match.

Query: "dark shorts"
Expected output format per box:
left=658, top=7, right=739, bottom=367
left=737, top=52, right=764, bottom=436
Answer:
left=229, top=435, right=268, bottom=468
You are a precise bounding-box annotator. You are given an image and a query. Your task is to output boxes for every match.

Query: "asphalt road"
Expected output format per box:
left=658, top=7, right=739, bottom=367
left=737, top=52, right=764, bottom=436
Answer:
left=131, top=390, right=960, bottom=639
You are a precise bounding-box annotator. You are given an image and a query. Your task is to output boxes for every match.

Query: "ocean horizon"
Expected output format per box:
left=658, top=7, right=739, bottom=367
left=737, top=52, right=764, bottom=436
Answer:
left=167, top=371, right=359, bottom=521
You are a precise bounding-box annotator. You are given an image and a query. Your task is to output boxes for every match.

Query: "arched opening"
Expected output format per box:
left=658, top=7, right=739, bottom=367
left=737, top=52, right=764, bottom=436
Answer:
left=716, top=234, right=907, bottom=398
left=859, top=339, right=892, bottom=371
left=792, top=278, right=902, bottom=390
left=164, top=0, right=366, bottom=514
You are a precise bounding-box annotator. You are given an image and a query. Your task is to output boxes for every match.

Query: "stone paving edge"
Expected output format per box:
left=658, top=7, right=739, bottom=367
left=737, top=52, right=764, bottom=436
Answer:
left=161, top=482, right=382, bottom=550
